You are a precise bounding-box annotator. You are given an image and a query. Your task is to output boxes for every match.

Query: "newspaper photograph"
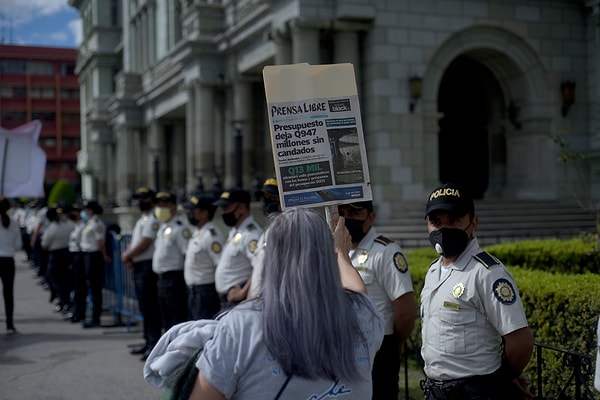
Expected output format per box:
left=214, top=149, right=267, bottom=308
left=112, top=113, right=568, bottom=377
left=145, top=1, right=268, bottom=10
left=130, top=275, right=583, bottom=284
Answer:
left=263, top=63, right=372, bottom=209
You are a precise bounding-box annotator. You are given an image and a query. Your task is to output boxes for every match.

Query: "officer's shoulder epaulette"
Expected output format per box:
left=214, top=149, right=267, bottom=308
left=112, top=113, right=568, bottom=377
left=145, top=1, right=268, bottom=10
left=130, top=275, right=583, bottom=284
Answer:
left=374, top=235, right=394, bottom=246
left=473, top=251, right=500, bottom=269
left=247, top=223, right=256, bottom=231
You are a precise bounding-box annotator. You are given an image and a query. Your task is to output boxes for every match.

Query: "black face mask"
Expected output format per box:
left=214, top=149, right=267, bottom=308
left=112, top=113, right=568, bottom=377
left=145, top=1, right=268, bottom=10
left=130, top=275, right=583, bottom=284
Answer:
left=429, top=224, right=471, bottom=258
left=345, top=218, right=367, bottom=244
left=222, top=210, right=239, bottom=227
left=187, top=212, right=198, bottom=226
left=138, top=201, right=153, bottom=212
left=261, top=199, right=280, bottom=217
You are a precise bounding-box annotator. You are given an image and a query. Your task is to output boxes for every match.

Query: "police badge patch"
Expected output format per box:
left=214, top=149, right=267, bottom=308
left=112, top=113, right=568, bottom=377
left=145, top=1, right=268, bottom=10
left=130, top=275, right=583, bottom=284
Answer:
left=182, top=229, right=191, bottom=239
left=493, top=278, right=516, bottom=304
left=393, top=252, right=408, bottom=273
left=211, top=242, right=222, bottom=254
left=248, top=239, right=258, bottom=254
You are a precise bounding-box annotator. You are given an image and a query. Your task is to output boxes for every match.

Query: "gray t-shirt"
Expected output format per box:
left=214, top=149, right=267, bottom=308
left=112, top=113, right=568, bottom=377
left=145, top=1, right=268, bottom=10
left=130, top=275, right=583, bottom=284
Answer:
left=197, top=293, right=384, bottom=399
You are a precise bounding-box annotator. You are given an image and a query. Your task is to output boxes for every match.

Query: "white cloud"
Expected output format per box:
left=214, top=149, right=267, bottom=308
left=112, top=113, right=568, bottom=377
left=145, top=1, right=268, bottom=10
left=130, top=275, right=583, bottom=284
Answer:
left=0, top=0, right=69, bottom=26
left=68, top=18, right=81, bottom=46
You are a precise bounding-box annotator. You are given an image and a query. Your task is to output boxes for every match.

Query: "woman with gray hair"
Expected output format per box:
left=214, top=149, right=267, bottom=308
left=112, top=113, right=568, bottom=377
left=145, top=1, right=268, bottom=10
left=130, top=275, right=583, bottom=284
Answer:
left=188, top=207, right=384, bottom=399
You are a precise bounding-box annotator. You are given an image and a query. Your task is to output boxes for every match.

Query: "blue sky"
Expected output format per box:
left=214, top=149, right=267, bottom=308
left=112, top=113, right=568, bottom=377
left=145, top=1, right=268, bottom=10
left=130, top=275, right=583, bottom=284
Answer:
left=0, top=0, right=81, bottom=48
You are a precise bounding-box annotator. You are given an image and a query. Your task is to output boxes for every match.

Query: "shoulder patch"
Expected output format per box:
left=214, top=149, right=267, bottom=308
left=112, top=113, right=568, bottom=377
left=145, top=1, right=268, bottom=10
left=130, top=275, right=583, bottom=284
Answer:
left=182, top=228, right=191, bottom=239
left=492, top=278, right=516, bottom=304
left=248, top=239, right=258, bottom=254
left=152, top=222, right=160, bottom=232
left=393, top=252, right=409, bottom=273
left=374, top=235, right=393, bottom=246
left=473, top=251, right=500, bottom=269
left=96, top=226, right=103, bottom=233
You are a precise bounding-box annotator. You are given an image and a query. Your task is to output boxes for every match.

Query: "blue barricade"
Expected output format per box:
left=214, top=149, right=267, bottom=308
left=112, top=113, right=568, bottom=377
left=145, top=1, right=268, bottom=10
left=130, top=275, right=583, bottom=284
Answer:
left=102, top=232, right=142, bottom=329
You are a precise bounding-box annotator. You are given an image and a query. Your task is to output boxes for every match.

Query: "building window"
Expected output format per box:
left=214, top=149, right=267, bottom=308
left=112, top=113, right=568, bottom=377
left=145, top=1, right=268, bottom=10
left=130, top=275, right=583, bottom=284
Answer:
left=42, top=137, right=57, bottom=148
left=27, top=61, right=54, bottom=75
left=1, top=85, right=13, bottom=97
left=0, top=61, right=26, bottom=74
left=13, top=86, right=26, bottom=98
left=110, top=0, right=119, bottom=26
left=60, top=63, right=77, bottom=76
left=61, top=88, right=80, bottom=99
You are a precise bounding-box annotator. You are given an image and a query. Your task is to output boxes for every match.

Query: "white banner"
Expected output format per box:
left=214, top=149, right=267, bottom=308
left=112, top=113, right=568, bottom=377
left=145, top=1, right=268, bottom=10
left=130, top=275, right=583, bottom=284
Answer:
left=0, top=120, right=46, bottom=198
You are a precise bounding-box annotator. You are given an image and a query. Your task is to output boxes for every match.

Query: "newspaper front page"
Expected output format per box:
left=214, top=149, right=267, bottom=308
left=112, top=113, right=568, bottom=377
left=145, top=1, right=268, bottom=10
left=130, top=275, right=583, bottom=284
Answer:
left=263, top=63, right=372, bottom=210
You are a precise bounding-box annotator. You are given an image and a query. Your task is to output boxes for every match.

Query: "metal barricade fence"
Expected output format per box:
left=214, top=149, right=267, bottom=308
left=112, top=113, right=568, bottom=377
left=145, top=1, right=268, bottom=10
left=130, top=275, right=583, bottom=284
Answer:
left=102, top=232, right=142, bottom=329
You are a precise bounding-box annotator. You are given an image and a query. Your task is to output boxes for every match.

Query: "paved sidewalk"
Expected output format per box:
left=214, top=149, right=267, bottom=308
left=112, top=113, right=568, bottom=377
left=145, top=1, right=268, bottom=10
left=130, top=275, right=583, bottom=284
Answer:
left=0, top=251, right=161, bottom=400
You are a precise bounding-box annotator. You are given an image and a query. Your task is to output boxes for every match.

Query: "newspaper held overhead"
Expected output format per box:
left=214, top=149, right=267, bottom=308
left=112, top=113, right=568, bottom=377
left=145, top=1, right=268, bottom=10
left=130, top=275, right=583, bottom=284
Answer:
left=263, top=63, right=372, bottom=211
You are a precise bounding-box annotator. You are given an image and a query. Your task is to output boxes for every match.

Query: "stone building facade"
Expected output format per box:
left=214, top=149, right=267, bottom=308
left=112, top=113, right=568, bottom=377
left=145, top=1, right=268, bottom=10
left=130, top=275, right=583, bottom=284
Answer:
left=69, top=0, right=599, bottom=218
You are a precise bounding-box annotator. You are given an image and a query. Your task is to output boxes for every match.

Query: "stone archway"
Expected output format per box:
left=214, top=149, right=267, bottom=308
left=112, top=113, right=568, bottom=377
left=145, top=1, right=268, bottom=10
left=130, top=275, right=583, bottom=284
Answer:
left=420, top=25, right=553, bottom=200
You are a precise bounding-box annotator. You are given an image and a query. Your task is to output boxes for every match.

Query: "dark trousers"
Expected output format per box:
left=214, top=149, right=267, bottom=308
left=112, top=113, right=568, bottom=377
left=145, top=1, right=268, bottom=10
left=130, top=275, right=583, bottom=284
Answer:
left=187, top=283, right=220, bottom=320
left=372, top=333, right=401, bottom=400
left=83, top=251, right=104, bottom=323
left=48, top=248, right=72, bottom=308
left=157, top=270, right=188, bottom=331
left=132, top=260, right=162, bottom=348
left=0, top=257, right=15, bottom=329
left=70, top=251, right=86, bottom=320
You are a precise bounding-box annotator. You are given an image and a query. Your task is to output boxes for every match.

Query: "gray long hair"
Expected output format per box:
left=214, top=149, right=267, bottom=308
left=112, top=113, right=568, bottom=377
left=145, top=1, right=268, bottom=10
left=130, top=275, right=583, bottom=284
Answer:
left=261, top=207, right=371, bottom=381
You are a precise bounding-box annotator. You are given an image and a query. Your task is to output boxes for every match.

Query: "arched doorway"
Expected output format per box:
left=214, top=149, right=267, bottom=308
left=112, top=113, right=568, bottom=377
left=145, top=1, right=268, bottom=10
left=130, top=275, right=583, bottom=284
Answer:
left=437, top=55, right=504, bottom=199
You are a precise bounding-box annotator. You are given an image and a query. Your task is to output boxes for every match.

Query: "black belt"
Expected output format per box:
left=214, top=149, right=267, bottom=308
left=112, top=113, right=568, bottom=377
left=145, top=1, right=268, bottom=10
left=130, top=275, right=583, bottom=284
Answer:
left=157, top=270, right=182, bottom=279
left=423, top=373, right=497, bottom=400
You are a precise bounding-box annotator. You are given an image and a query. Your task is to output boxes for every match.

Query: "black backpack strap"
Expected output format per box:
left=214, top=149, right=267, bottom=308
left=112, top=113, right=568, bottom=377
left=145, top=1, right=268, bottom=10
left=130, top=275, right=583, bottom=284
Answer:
left=274, top=374, right=293, bottom=400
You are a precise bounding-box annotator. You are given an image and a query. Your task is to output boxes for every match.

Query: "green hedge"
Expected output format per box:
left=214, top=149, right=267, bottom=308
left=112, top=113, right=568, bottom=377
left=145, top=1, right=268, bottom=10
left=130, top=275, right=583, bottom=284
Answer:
left=405, top=238, right=600, bottom=399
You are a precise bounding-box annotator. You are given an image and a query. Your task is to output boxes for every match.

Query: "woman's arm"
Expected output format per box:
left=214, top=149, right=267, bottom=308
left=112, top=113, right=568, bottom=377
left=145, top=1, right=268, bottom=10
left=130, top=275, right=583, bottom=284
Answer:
left=333, top=217, right=366, bottom=294
left=189, top=372, right=227, bottom=400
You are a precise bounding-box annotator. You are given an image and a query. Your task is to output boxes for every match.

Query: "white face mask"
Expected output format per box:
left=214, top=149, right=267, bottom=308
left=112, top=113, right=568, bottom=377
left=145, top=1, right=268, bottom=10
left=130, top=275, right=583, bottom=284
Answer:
left=154, top=207, right=173, bottom=223
left=80, top=211, right=89, bottom=221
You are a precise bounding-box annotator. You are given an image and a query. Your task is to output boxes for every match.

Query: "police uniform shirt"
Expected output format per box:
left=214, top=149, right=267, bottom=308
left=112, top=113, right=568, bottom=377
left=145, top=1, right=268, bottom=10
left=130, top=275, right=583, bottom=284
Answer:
left=184, top=221, right=225, bottom=286
left=68, top=220, right=85, bottom=252
left=350, top=227, right=414, bottom=335
left=214, top=215, right=263, bottom=295
left=130, top=212, right=160, bottom=263
left=152, top=216, right=192, bottom=274
left=80, top=215, right=106, bottom=252
left=420, top=237, right=529, bottom=381
left=248, top=227, right=269, bottom=298
left=41, top=221, right=73, bottom=251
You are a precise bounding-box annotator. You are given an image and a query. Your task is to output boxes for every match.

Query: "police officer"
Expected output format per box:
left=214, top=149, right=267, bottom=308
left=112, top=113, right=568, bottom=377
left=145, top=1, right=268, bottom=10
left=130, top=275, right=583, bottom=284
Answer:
left=121, top=187, right=162, bottom=360
left=212, top=188, right=263, bottom=309
left=421, top=182, right=534, bottom=400
left=79, top=200, right=110, bottom=328
left=152, top=191, right=191, bottom=332
left=40, top=206, right=73, bottom=313
left=183, top=195, right=225, bottom=320
left=66, top=203, right=85, bottom=322
left=248, top=178, right=281, bottom=299
left=338, top=200, right=417, bottom=400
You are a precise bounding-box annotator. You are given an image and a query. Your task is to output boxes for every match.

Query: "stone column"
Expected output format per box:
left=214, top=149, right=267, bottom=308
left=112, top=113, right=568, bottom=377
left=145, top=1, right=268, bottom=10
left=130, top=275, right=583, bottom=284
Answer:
left=114, top=124, right=135, bottom=206
left=233, top=80, right=252, bottom=189
left=334, top=30, right=360, bottom=84
left=185, top=84, right=197, bottom=194
left=148, top=121, right=163, bottom=191
left=290, top=20, right=320, bottom=64
left=272, top=27, right=292, bottom=65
